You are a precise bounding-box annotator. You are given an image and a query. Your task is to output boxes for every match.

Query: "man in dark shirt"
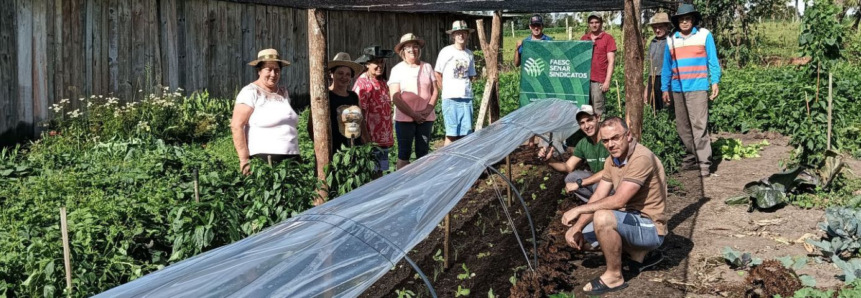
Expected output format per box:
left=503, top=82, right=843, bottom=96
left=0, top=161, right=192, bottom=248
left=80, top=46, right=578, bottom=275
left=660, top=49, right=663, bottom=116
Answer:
left=644, top=13, right=672, bottom=111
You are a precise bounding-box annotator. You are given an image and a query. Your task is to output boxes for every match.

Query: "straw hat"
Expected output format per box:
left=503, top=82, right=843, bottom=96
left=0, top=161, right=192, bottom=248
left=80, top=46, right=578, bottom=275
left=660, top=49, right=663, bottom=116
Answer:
left=328, top=52, right=364, bottom=78
left=446, top=20, right=475, bottom=34
left=649, top=12, right=672, bottom=26
left=247, top=48, right=290, bottom=67
left=394, top=33, right=426, bottom=53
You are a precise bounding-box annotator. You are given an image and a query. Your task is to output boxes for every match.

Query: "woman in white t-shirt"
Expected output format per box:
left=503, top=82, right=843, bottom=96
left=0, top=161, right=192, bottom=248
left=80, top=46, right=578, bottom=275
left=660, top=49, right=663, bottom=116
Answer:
left=230, top=49, right=300, bottom=175
left=388, top=33, right=439, bottom=170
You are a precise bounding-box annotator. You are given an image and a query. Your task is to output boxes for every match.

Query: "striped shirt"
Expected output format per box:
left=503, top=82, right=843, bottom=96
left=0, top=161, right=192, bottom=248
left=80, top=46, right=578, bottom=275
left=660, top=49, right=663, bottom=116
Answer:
left=660, top=27, right=721, bottom=93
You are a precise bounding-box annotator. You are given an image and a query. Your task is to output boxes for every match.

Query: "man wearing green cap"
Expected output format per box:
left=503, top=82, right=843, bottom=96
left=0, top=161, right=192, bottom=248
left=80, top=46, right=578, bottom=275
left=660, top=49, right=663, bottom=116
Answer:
left=661, top=3, right=722, bottom=177
left=580, top=13, right=617, bottom=119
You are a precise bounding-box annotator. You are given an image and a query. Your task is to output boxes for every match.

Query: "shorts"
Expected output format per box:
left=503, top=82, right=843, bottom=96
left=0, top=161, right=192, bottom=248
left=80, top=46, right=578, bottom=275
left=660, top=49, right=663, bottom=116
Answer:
left=442, top=98, right=474, bottom=137
left=395, top=121, right=433, bottom=161
left=373, top=147, right=391, bottom=172
left=583, top=210, right=664, bottom=250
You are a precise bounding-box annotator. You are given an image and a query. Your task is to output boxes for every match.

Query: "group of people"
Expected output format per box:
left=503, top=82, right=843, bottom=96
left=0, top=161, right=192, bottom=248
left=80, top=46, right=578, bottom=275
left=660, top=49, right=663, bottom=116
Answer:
left=230, top=21, right=479, bottom=184
left=229, top=3, right=720, bottom=295
left=525, top=4, right=721, bottom=295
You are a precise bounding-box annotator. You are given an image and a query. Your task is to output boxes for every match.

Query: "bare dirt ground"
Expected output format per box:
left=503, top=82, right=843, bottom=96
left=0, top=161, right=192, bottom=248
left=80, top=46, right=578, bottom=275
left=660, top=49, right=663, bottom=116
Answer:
left=564, top=132, right=846, bottom=297
left=369, top=132, right=859, bottom=297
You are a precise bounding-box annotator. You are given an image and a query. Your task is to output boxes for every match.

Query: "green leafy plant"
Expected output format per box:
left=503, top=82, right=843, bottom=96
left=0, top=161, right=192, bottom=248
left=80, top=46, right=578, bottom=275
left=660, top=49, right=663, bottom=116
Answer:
left=799, top=0, right=845, bottom=74
left=777, top=255, right=816, bottom=287
left=326, top=144, right=378, bottom=197
left=396, top=288, right=416, bottom=298
left=457, top=263, right=474, bottom=280
left=713, top=138, right=769, bottom=160
left=806, top=208, right=861, bottom=259
left=722, top=246, right=763, bottom=269
left=455, top=285, right=471, bottom=297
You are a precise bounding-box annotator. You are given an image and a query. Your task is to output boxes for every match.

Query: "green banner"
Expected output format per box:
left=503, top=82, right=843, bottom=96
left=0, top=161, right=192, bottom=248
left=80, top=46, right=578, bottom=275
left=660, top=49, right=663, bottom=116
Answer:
left=519, top=41, right=592, bottom=107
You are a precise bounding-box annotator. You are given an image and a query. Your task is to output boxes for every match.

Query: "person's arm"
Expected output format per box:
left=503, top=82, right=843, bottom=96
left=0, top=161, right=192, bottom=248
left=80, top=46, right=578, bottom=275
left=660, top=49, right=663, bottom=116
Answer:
left=434, top=71, right=443, bottom=94
left=705, top=32, right=722, bottom=100
left=548, top=155, right=582, bottom=173
left=661, top=42, right=673, bottom=103
left=354, top=85, right=373, bottom=144
left=390, top=83, right=421, bottom=123
left=230, top=104, right=254, bottom=174
left=514, top=39, right=523, bottom=67
left=602, top=51, right=615, bottom=92
left=581, top=169, right=605, bottom=186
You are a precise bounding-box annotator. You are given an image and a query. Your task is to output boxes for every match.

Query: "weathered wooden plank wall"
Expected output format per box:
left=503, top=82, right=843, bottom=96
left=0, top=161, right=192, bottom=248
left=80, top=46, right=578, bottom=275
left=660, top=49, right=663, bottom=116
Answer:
left=1, top=0, right=488, bottom=142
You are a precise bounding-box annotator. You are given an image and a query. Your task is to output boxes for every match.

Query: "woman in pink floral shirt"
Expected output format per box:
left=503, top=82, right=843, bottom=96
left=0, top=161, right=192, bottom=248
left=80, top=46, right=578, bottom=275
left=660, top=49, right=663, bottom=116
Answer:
left=353, top=46, right=395, bottom=173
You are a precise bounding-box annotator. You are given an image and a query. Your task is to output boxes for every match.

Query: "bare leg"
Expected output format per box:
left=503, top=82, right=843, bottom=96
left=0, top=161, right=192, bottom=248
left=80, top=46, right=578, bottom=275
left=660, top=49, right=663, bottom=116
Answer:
left=396, top=159, right=410, bottom=170
left=444, top=136, right=461, bottom=146
left=584, top=210, right=626, bottom=292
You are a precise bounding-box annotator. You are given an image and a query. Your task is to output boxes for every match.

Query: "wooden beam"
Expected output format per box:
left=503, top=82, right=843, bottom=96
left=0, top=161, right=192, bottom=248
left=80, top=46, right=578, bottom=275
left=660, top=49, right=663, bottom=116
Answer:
left=308, top=8, right=330, bottom=204
left=623, top=0, right=644, bottom=139
left=475, top=11, right=501, bottom=130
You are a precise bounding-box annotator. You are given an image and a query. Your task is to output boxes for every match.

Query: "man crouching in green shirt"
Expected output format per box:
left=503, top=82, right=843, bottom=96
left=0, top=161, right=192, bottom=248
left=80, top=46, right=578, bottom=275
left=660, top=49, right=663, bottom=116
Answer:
left=538, top=105, right=610, bottom=202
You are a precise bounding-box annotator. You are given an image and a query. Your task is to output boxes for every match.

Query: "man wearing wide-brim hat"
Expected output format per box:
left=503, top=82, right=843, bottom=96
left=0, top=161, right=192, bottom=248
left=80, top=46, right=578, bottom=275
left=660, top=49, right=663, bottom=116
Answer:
left=643, top=12, right=673, bottom=111
left=660, top=3, right=722, bottom=178
left=435, top=20, right=477, bottom=146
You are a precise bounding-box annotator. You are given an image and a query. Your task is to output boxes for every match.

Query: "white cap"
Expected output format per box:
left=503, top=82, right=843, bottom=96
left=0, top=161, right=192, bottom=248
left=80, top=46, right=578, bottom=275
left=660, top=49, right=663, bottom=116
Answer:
left=576, top=105, right=596, bottom=120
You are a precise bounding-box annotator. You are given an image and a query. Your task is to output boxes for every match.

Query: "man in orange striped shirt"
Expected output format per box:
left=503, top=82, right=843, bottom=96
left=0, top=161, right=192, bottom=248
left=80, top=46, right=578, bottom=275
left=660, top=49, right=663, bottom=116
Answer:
left=660, top=3, right=722, bottom=178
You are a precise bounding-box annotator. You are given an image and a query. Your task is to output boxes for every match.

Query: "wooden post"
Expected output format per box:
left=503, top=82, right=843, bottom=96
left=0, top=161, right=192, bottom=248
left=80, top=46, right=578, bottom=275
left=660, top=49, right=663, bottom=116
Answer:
left=308, top=9, right=331, bottom=203
left=475, top=11, right=502, bottom=130
left=511, top=20, right=515, bottom=38
left=566, top=17, right=571, bottom=40
left=60, top=207, right=72, bottom=292
left=193, top=169, right=200, bottom=203
left=443, top=214, right=451, bottom=269
left=623, top=0, right=645, bottom=139
left=827, top=72, right=832, bottom=150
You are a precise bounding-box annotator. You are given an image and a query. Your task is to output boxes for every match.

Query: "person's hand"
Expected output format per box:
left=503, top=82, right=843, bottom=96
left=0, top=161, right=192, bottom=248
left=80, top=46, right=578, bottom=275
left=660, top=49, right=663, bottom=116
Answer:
left=561, top=207, right=582, bottom=226
left=239, top=158, right=251, bottom=175
left=537, top=147, right=553, bottom=160
left=662, top=91, right=671, bottom=104
left=413, top=112, right=425, bottom=124
left=565, top=227, right=585, bottom=250
left=710, top=84, right=719, bottom=100
left=601, top=81, right=610, bottom=93
left=565, top=182, right=580, bottom=193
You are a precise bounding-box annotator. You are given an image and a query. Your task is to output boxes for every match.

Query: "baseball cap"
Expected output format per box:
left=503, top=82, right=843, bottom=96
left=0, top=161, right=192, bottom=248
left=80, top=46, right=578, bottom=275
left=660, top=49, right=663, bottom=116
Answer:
left=576, top=105, right=596, bottom=120
left=529, top=14, right=544, bottom=26
left=587, top=12, right=603, bottom=22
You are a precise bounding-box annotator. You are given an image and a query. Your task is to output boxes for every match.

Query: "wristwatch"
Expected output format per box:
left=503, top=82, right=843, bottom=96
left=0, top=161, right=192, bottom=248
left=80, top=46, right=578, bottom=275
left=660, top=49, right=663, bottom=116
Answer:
left=575, top=179, right=583, bottom=189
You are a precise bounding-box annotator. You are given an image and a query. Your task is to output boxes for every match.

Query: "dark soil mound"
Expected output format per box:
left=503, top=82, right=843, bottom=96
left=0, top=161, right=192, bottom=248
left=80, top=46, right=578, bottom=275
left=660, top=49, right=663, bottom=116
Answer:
left=744, top=260, right=802, bottom=298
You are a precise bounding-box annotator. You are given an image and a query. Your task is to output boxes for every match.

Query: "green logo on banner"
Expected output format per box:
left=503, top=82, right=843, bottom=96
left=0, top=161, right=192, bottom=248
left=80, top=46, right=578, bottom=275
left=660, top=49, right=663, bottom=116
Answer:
left=519, top=41, right=593, bottom=108
left=523, top=58, right=546, bottom=77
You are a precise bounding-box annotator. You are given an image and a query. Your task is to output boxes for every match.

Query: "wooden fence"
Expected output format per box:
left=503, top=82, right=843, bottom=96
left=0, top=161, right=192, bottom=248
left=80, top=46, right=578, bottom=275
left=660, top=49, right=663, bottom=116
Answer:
left=0, top=0, right=490, bottom=142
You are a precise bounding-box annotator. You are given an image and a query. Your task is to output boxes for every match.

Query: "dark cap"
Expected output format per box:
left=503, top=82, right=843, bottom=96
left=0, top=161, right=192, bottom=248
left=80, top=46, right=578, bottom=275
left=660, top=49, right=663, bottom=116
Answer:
left=529, top=14, right=544, bottom=26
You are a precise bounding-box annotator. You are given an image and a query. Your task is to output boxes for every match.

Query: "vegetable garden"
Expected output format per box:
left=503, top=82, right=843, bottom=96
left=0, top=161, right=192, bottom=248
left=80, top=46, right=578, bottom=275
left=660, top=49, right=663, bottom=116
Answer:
left=3, top=2, right=861, bottom=296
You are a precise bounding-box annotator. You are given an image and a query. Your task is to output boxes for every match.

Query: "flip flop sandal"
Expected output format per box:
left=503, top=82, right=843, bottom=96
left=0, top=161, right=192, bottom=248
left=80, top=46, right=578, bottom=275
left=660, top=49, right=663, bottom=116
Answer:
left=584, top=276, right=629, bottom=295
left=624, top=251, right=665, bottom=273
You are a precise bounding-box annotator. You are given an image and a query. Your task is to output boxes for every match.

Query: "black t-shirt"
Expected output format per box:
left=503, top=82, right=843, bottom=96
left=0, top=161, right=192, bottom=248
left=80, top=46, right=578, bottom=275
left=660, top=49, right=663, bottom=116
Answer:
left=329, top=90, right=363, bottom=155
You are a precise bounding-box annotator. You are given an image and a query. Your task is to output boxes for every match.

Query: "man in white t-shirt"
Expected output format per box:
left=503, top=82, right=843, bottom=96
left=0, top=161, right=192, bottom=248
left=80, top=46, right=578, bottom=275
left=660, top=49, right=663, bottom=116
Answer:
left=435, top=20, right=477, bottom=146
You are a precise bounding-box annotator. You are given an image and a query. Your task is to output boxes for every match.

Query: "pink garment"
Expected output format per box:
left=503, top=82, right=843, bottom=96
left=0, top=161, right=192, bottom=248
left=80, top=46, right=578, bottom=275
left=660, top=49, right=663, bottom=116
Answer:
left=389, top=62, right=436, bottom=122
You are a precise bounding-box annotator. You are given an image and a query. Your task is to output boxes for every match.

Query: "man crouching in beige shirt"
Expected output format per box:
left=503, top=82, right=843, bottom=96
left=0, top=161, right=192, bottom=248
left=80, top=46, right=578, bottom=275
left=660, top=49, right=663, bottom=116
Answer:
left=560, top=116, right=668, bottom=295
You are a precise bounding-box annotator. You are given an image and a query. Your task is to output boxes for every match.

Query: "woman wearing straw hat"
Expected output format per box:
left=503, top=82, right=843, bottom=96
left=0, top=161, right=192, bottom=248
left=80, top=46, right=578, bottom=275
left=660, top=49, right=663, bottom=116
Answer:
left=309, top=52, right=365, bottom=161
left=435, top=20, right=477, bottom=146
left=353, top=46, right=395, bottom=174
left=389, top=33, right=438, bottom=170
left=643, top=12, right=673, bottom=111
left=230, top=48, right=298, bottom=175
